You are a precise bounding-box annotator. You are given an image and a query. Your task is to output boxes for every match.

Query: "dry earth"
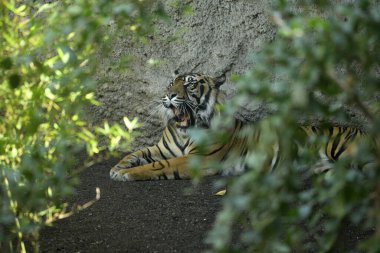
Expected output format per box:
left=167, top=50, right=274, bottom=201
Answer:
left=37, top=157, right=370, bottom=253
left=38, top=158, right=224, bottom=253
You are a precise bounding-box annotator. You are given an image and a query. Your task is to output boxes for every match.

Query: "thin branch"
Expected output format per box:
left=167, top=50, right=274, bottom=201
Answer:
left=45, top=187, right=101, bottom=224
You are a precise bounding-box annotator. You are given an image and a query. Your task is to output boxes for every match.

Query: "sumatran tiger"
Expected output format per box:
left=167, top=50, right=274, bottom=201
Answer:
left=110, top=72, right=366, bottom=181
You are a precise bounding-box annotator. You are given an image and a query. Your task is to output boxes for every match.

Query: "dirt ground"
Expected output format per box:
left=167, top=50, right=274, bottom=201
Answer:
left=38, top=158, right=223, bottom=253
left=37, top=158, right=372, bottom=253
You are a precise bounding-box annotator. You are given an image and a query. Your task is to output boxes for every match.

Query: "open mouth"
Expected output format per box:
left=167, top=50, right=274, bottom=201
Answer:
left=173, top=107, right=191, bottom=128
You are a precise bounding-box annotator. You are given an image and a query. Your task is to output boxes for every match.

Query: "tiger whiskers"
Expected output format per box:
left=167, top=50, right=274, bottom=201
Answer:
left=141, top=100, right=165, bottom=125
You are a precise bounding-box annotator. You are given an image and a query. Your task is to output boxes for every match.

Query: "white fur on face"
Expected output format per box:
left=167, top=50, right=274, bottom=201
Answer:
left=197, top=94, right=215, bottom=126
left=162, top=95, right=171, bottom=108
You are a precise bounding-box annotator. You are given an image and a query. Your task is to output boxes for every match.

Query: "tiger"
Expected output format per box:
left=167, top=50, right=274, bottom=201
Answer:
left=109, top=72, right=366, bottom=181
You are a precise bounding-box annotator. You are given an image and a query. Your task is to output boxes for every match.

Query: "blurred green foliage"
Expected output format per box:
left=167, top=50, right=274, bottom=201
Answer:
left=0, top=0, right=164, bottom=252
left=204, top=0, right=380, bottom=252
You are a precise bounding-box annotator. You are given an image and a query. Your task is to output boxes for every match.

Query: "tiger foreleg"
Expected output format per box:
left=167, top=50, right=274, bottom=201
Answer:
left=112, top=157, right=189, bottom=181
left=111, top=156, right=217, bottom=181
left=110, top=145, right=169, bottom=180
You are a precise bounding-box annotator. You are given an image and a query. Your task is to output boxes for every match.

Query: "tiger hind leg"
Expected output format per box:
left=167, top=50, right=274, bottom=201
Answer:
left=312, top=161, right=333, bottom=174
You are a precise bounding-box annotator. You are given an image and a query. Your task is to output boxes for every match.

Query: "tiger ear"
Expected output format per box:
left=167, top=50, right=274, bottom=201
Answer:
left=213, top=73, right=226, bottom=88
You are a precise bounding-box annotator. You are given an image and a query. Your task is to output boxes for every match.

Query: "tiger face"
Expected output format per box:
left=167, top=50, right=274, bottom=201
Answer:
left=162, top=73, right=226, bottom=129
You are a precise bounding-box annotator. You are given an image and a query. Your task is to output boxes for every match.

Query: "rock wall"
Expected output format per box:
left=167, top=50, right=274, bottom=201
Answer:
left=91, top=0, right=276, bottom=149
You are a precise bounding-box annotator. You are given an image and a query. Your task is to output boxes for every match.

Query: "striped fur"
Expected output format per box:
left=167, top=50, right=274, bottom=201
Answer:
left=110, top=73, right=365, bottom=181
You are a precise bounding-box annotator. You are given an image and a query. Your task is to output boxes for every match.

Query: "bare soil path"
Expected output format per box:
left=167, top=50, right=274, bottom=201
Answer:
left=37, top=157, right=371, bottom=252
left=39, top=158, right=222, bottom=253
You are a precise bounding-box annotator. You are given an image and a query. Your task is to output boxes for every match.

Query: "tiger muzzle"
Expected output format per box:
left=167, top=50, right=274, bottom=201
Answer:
left=173, top=107, right=191, bottom=128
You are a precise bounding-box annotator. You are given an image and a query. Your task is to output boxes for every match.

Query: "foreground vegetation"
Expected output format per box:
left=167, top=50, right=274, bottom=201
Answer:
left=0, top=0, right=163, bottom=251
left=205, top=1, right=380, bottom=252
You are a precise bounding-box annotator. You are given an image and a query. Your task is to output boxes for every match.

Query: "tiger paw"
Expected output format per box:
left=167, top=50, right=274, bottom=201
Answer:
left=109, top=168, right=130, bottom=181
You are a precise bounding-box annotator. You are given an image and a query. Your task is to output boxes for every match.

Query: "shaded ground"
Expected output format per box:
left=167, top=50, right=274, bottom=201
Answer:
left=37, top=157, right=372, bottom=253
left=39, top=158, right=223, bottom=253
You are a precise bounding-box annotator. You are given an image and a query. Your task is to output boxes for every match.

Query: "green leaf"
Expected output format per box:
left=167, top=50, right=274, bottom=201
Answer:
left=8, top=74, right=21, bottom=89
left=0, top=57, right=13, bottom=70
left=57, top=47, right=70, bottom=64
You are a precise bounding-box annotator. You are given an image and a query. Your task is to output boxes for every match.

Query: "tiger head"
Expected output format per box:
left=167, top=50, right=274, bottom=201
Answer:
left=162, top=73, right=226, bottom=129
